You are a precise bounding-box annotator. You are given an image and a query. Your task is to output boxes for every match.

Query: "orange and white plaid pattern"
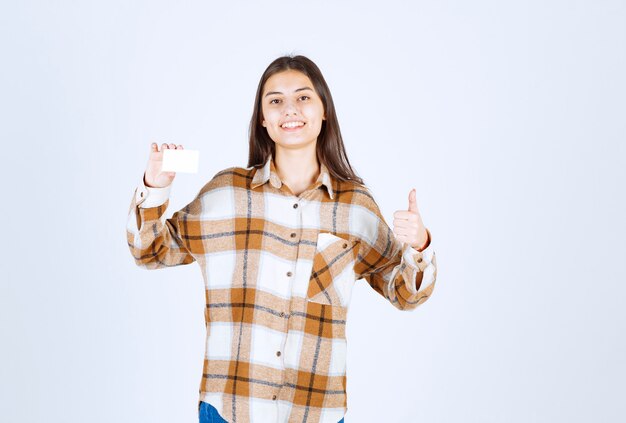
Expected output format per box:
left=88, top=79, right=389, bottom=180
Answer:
left=126, top=154, right=437, bottom=422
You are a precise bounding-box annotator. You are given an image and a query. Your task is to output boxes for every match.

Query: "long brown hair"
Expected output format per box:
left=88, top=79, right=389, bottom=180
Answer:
left=247, top=54, right=365, bottom=186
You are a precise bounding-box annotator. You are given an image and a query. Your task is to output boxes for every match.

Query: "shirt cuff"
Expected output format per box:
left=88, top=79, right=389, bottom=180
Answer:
left=402, top=234, right=436, bottom=294
left=135, top=174, right=172, bottom=208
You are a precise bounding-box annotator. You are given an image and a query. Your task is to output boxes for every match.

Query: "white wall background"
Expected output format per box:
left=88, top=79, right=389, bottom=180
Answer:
left=1, top=1, right=624, bottom=422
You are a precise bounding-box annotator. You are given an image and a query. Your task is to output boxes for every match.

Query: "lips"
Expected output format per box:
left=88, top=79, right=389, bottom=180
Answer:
left=280, top=121, right=306, bottom=131
left=281, top=120, right=305, bottom=126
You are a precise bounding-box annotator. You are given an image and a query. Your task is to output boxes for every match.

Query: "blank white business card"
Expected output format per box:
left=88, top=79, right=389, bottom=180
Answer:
left=161, top=149, right=199, bottom=173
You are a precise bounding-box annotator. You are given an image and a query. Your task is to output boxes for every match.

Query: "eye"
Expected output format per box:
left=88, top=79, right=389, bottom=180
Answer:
left=299, top=95, right=310, bottom=101
left=269, top=99, right=281, bottom=104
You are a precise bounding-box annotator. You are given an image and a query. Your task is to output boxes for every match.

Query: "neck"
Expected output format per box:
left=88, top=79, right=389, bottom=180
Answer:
left=274, top=145, right=319, bottom=191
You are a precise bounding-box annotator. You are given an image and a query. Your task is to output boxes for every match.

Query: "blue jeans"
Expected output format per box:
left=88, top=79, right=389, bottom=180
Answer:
left=199, top=401, right=345, bottom=422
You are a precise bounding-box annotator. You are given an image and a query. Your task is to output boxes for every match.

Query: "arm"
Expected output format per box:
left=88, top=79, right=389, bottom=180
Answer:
left=353, top=192, right=437, bottom=311
left=125, top=174, right=197, bottom=269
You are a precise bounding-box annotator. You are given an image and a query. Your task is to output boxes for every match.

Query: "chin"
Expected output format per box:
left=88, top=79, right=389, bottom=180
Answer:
left=274, top=138, right=316, bottom=149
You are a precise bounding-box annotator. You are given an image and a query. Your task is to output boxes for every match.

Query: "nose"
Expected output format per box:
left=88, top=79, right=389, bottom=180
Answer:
left=283, top=99, right=299, bottom=116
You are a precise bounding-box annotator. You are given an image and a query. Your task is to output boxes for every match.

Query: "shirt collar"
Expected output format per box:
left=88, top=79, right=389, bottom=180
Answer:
left=251, top=154, right=335, bottom=200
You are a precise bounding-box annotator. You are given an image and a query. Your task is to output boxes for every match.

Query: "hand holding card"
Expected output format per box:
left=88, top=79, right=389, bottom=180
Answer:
left=144, top=143, right=198, bottom=188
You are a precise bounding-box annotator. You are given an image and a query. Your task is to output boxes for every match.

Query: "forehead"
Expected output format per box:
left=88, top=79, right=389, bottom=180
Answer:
left=263, top=70, right=314, bottom=94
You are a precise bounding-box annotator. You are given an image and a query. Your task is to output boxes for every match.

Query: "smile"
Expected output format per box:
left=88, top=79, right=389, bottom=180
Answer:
left=281, top=121, right=306, bottom=131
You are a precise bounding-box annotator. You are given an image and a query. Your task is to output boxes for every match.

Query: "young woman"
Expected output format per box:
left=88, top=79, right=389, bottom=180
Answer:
left=126, top=55, right=437, bottom=423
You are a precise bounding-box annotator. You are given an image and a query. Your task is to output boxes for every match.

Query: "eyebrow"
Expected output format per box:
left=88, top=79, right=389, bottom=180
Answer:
left=264, top=87, right=313, bottom=98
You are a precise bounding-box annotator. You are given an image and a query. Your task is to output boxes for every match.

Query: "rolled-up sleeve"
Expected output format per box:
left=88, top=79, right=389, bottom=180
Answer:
left=125, top=174, right=196, bottom=270
left=353, top=192, right=437, bottom=311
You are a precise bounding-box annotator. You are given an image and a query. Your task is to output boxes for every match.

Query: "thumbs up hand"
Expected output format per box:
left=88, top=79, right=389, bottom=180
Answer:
left=393, top=188, right=430, bottom=251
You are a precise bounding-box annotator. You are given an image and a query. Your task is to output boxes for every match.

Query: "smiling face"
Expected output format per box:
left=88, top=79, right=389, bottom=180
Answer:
left=261, top=69, right=326, bottom=151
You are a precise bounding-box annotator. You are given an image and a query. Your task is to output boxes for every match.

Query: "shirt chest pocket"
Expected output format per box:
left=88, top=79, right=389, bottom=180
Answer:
left=306, top=232, right=359, bottom=307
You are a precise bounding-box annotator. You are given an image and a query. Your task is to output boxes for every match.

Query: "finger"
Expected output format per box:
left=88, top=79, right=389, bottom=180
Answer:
left=168, top=143, right=176, bottom=149
left=161, top=142, right=169, bottom=150
left=394, top=210, right=419, bottom=220
left=399, top=214, right=420, bottom=224
left=393, top=218, right=417, bottom=228
left=394, top=226, right=418, bottom=236
left=151, top=142, right=158, bottom=152
left=394, top=233, right=409, bottom=242
left=393, top=228, right=405, bottom=237
left=177, top=144, right=184, bottom=149
left=398, top=209, right=421, bottom=221
left=408, top=188, right=420, bottom=213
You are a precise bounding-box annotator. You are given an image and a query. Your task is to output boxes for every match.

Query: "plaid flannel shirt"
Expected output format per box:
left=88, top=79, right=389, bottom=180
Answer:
left=126, top=154, right=437, bottom=422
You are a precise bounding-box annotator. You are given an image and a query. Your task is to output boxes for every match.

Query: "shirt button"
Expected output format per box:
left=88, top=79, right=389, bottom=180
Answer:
left=286, top=271, right=292, bottom=277
left=290, top=232, right=296, bottom=238
left=417, top=257, right=423, bottom=263
left=293, top=203, right=298, bottom=209
left=276, top=351, right=281, bottom=357
left=342, top=243, right=348, bottom=249
left=279, top=311, right=285, bottom=317
left=272, top=395, right=277, bottom=400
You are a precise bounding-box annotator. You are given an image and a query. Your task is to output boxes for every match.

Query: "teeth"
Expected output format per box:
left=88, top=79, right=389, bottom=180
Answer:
left=282, top=121, right=305, bottom=128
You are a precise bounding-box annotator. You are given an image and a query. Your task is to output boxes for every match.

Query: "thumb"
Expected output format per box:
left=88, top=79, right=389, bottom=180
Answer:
left=408, top=188, right=419, bottom=213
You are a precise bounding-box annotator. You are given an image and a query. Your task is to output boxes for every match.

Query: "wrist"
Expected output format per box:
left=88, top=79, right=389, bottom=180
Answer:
left=415, top=228, right=431, bottom=252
